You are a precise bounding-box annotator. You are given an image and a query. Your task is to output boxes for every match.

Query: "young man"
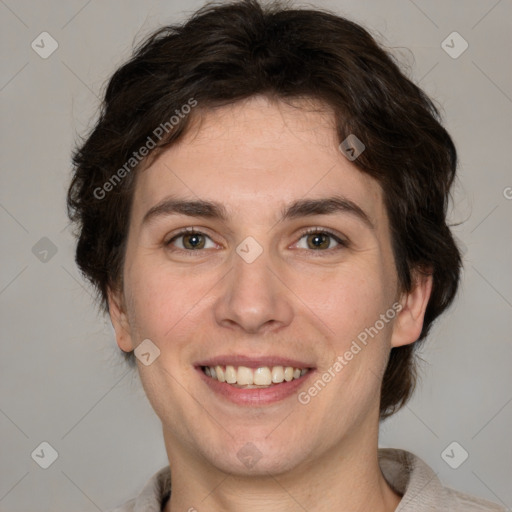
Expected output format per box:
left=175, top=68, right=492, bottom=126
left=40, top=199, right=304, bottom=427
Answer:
left=67, top=1, right=504, bottom=510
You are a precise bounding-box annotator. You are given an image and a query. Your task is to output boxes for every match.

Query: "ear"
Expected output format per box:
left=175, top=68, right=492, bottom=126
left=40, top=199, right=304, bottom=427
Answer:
left=107, top=286, right=135, bottom=353
left=391, top=269, right=433, bottom=348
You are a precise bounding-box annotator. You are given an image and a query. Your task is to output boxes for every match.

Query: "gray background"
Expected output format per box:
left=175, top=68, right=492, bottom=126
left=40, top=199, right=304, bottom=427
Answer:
left=1, top=0, right=511, bottom=510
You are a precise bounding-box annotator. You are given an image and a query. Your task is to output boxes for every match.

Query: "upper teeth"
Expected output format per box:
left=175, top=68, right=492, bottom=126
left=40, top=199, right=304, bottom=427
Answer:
left=203, top=365, right=308, bottom=386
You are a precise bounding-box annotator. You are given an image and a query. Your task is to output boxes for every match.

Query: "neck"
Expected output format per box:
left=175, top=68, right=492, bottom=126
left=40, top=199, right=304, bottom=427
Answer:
left=163, top=420, right=401, bottom=512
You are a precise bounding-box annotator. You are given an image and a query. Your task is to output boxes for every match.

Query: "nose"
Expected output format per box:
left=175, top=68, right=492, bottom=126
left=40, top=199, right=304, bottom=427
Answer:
left=213, top=244, right=294, bottom=334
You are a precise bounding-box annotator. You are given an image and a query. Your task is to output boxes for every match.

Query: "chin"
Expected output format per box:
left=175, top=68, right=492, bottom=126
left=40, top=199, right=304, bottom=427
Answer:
left=197, top=431, right=313, bottom=477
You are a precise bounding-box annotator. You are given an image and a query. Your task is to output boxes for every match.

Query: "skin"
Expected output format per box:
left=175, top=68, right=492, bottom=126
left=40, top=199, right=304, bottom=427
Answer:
left=108, top=95, right=432, bottom=512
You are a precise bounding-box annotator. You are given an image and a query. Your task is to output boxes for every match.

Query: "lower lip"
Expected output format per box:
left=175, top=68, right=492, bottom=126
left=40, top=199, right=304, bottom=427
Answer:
left=196, top=367, right=315, bottom=406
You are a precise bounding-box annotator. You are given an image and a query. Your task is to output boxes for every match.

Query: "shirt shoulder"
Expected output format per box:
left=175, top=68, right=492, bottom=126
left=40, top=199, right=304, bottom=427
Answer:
left=378, top=448, right=505, bottom=512
left=108, top=498, right=136, bottom=512
left=448, top=487, right=506, bottom=511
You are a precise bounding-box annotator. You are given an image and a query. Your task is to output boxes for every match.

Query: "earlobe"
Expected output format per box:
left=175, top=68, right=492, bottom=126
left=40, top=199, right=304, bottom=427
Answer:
left=107, top=287, right=134, bottom=353
left=391, top=270, right=433, bottom=348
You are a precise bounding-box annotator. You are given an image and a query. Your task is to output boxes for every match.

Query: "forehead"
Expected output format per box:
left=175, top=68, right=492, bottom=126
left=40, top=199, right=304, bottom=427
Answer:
left=131, top=96, right=386, bottom=229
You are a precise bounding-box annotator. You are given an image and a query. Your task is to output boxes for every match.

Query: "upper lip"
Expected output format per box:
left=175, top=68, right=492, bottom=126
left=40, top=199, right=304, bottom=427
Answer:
left=194, top=354, right=315, bottom=369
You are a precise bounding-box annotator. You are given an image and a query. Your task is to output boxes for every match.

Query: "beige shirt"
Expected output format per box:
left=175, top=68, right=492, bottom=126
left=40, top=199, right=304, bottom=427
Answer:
left=109, top=448, right=505, bottom=511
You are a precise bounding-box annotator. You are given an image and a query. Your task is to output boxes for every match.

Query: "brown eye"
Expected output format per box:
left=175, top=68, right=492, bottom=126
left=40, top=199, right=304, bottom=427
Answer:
left=166, top=230, right=216, bottom=251
left=295, top=229, right=346, bottom=251
left=181, top=233, right=206, bottom=250
left=306, top=232, right=331, bottom=250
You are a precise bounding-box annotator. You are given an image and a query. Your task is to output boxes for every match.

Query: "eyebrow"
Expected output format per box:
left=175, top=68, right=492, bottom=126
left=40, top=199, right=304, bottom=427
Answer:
left=142, top=195, right=374, bottom=229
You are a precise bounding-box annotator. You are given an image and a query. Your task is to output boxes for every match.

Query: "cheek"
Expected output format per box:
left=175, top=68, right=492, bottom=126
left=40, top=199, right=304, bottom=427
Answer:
left=307, top=273, right=397, bottom=403
left=311, top=272, right=397, bottom=415
left=309, top=266, right=393, bottom=341
left=123, top=259, right=186, bottom=343
left=123, top=257, right=221, bottom=362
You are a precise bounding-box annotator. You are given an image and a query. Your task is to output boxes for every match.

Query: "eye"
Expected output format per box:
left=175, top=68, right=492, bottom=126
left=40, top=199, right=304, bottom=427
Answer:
left=165, top=228, right=217, bottom=251
left=294, top=228, right=347, bottom=252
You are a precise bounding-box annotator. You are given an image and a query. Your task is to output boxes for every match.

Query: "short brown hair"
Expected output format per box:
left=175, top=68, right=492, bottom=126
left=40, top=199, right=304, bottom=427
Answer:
left=67, top=0, right=462, bottom=419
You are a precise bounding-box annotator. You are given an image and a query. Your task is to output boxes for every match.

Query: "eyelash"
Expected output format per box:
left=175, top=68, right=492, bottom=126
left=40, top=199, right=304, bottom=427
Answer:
left=164, top=226, right=348, bottom=256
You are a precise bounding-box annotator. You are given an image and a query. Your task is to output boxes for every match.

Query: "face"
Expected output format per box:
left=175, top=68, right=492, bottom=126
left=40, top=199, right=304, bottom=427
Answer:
left=109, top=95, right=430, bottom=476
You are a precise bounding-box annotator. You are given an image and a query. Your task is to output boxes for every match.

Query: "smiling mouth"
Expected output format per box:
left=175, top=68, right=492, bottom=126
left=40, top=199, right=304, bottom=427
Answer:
left=200, top=365, right=310, bottom=388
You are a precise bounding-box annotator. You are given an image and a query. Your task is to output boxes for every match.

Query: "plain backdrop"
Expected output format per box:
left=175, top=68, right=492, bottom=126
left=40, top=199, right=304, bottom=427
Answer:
left=1, top=0, right=511, bottom=510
